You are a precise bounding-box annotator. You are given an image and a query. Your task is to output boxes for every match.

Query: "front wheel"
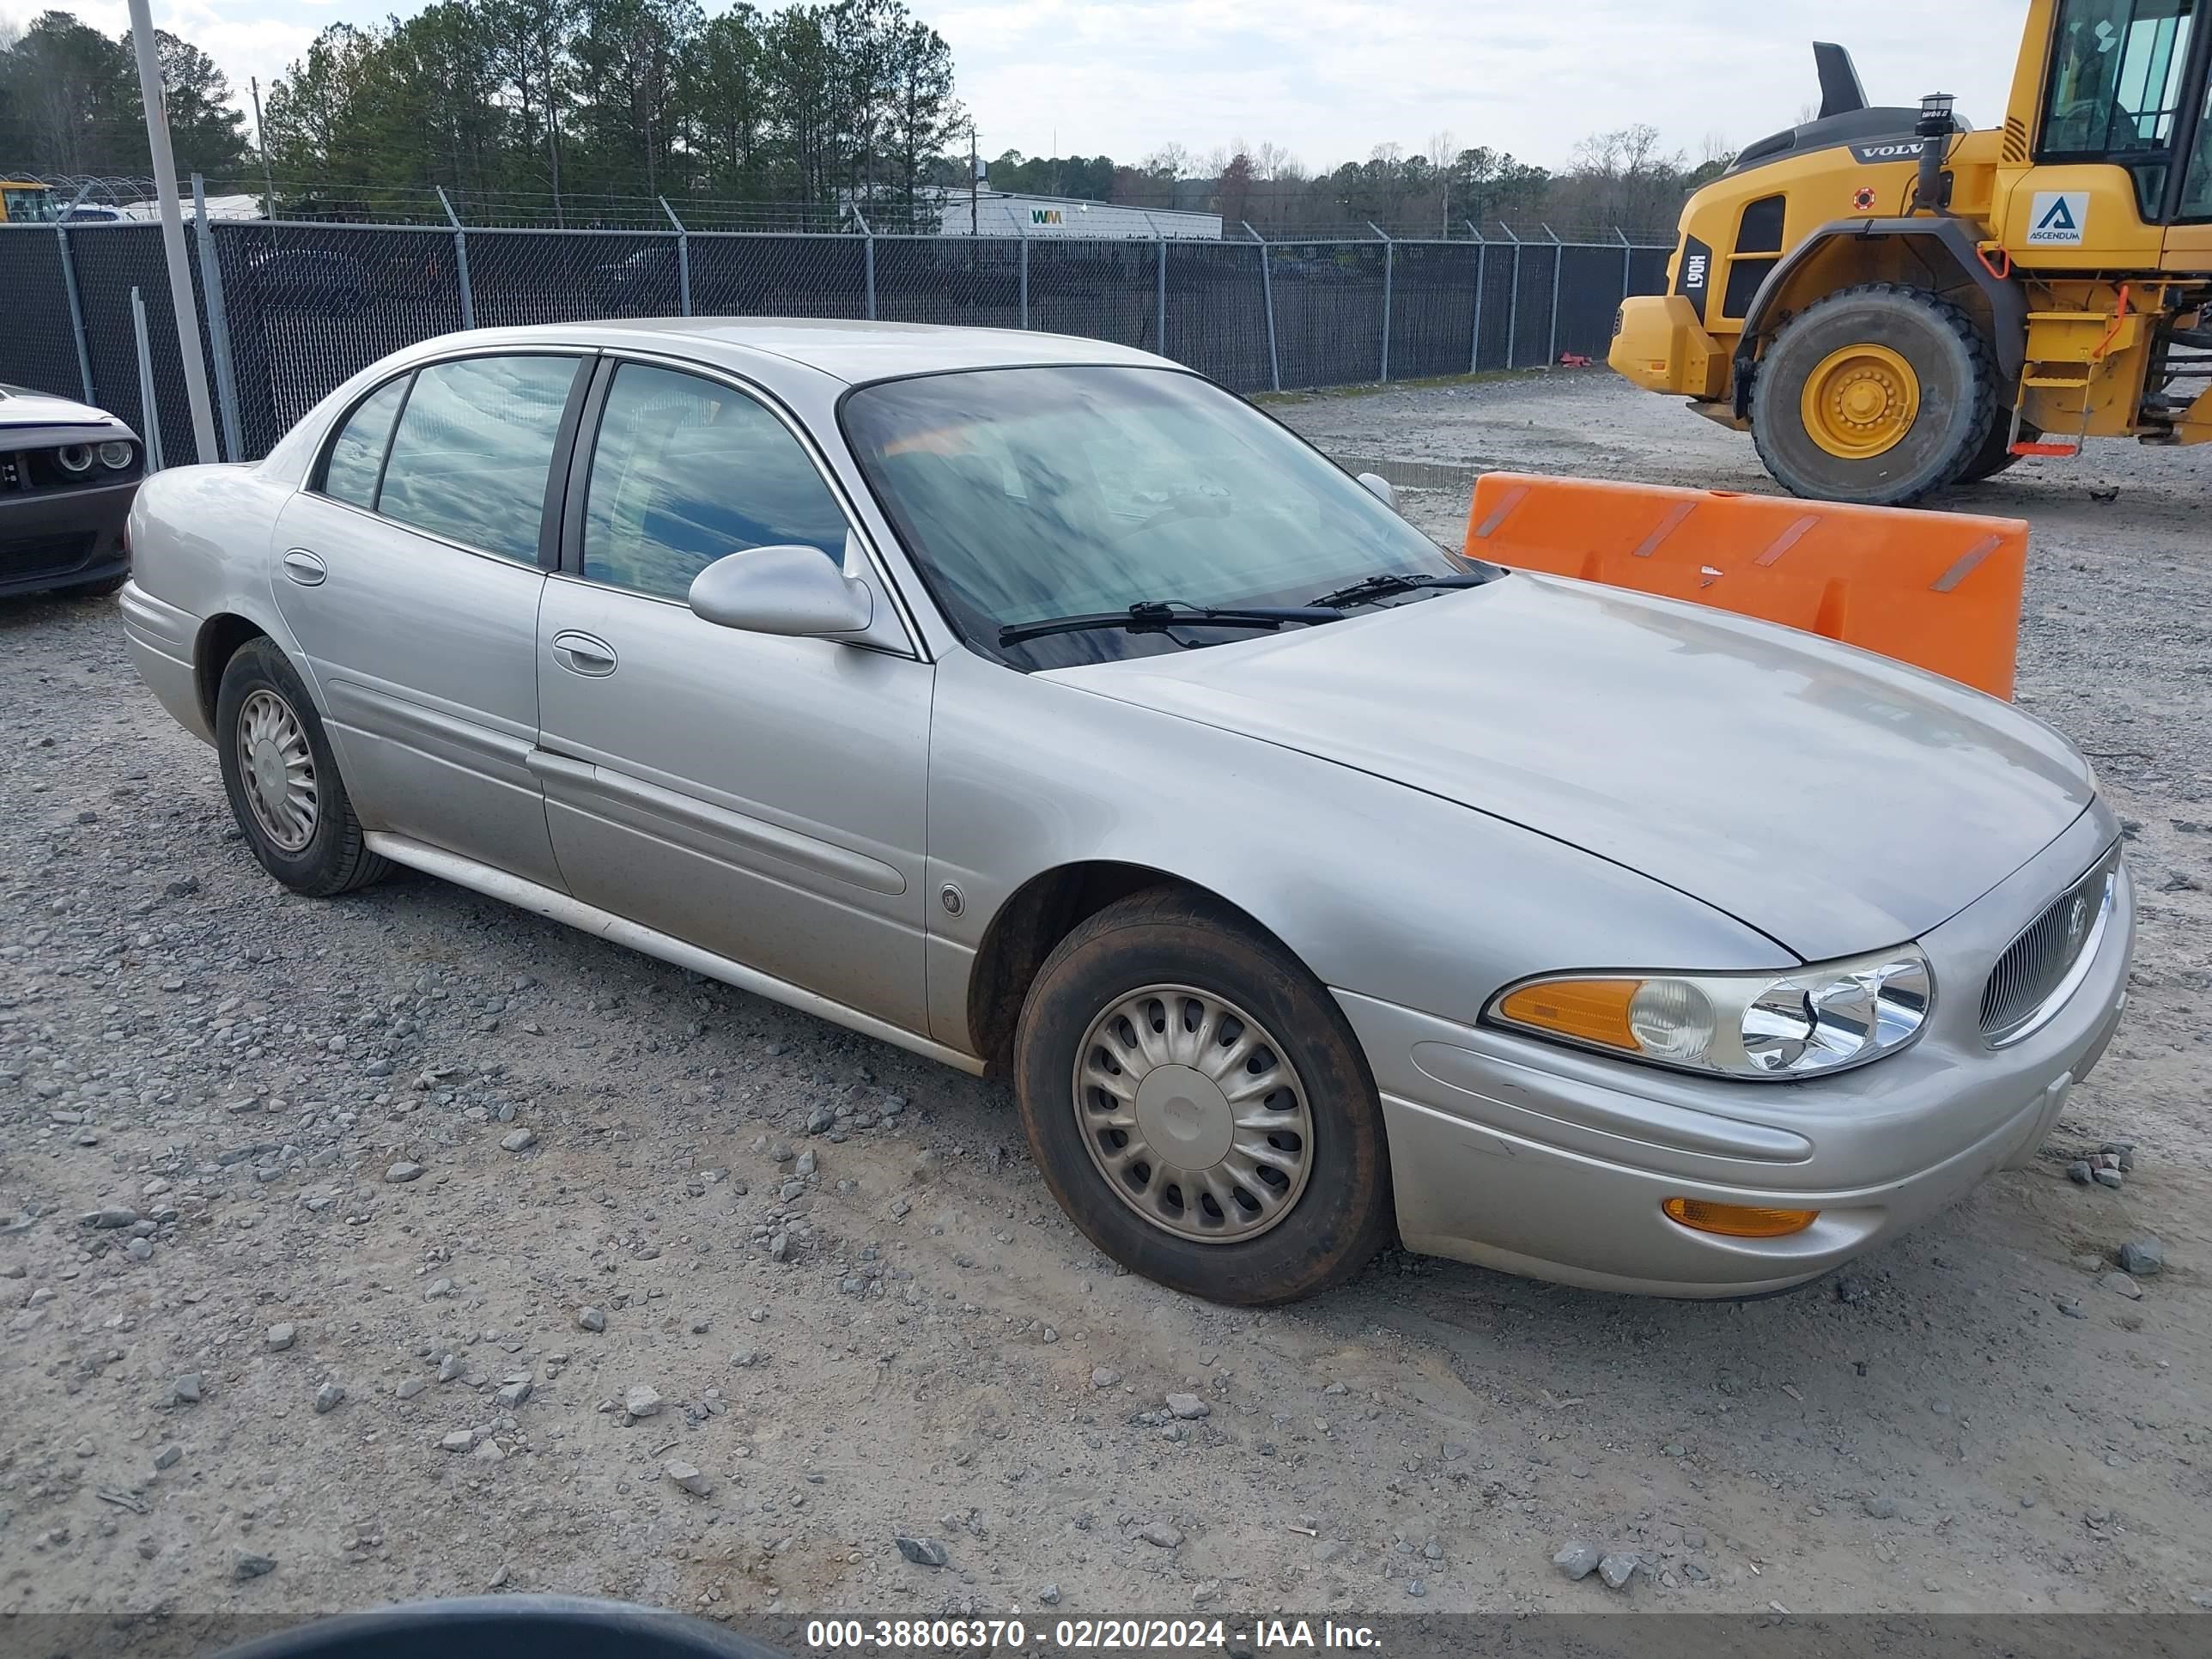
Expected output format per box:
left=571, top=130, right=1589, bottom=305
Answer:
left=1750, top=283, right=1998, bottom=505
left=1012, top=888, right=1394, bottom=1305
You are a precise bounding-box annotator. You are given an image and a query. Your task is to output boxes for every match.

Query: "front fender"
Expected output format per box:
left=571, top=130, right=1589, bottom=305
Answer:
left=921, top=647, right=1790, bottom=1055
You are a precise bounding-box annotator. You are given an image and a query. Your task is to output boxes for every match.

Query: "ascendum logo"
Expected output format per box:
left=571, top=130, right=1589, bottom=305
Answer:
left=2027, top=191, right=2088, bottom=246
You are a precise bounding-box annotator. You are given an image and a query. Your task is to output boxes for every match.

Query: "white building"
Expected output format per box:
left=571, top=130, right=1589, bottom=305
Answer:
left=896, top=189, right=1222, bottom=240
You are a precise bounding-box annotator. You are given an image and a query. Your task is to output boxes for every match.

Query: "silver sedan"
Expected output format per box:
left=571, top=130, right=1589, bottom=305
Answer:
left=119, top=321, right=2133, bottom=1304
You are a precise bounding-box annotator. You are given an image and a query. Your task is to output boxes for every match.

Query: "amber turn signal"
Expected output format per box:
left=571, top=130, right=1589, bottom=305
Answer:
left=1495, top=978, right=1641, bottom=1051
left=1662, top=1196, right=1820, bottom=1238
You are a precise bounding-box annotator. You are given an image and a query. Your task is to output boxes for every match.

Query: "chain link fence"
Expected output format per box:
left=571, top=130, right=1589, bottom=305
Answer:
left=0, top=215, right=1672, bottom=465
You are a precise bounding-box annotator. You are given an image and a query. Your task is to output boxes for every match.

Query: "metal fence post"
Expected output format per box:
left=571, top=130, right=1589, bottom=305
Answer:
left=865, top=231, right=877, bottom=321
left=193, top=176, right=244, bottom=462
left=130, top=286, right=164, bottom=472
left=55, top=223, right=94, bottom=405
left=1369, top=222, right=1392, bottom=382
left=1466, top=222, right=1486, bottom=374
left=1501, top=223, right=1522, bottom=368
left=1018, top=223, right=1030, bottom=330
left=438, top=186, right=475, bottom=330
left=1155, top=231, right=1167, bottom=356
left=1543, top=223, right=1564, bottom=367
left=1616, top=226, right=1634, bottom=319
left=661, top=197, right=690, bottom=317
left=1246, top=222, right=1280, bottom=393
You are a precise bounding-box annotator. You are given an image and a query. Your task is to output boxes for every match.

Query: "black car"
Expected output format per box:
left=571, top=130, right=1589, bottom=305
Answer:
left=0, top=384, right=141, bottom=599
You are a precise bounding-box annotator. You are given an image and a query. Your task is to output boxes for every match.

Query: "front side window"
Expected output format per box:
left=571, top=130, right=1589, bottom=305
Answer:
left=841, top=365, right=1469, bottom=670
left=2043, top=0, right=2197, bottom=214
left=377, top=355, right=580, bottom=563
left=581, top=362, right=850, bottom=602
left=319, top=376, right=409, bottom=509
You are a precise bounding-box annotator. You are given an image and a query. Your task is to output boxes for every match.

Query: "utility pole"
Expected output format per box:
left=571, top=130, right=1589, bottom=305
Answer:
left=249, top=78, right=276, bottom=220
left=128, top=0, right=218, bottom=464
left=969, top=124, right=979, bottom=237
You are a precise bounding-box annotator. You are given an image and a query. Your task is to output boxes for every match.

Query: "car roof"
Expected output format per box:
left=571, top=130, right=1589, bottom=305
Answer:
left=428, top=318, right=1176, bottom=386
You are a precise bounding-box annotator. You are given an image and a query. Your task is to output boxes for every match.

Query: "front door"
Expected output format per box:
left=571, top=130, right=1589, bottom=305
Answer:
left=272, top=351, right=586, bottom=889
left=532, top=359, right=934, bottom=1036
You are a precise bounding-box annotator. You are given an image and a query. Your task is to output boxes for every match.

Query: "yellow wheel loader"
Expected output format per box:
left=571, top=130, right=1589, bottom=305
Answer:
left=1611, top=0, right=2212, bottom=503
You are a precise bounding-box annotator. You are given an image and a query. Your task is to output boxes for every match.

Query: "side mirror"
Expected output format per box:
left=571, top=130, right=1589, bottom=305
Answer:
left=689, top=544, right=873, bottom=637
left=1357, top=471, right=1399, bottom=511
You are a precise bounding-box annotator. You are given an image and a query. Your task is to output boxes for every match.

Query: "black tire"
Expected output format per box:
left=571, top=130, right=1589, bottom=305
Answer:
left=216, top=636, right=390, bottom=897
left=61, top=573, right=127, bottom=599
left=1958, top=415, right=2039, bottom=483
left=1751, top=283, right=1999, bottom=505
left=1012, top=887, right=1393, bottom=1305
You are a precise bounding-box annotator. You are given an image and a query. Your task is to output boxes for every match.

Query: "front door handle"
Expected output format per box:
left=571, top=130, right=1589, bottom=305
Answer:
left=281, top=549, right=326, bottom=586
left=550, top=629, right=617, bottom=676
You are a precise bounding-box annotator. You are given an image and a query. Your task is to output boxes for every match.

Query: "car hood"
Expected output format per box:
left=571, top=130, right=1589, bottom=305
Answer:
left=1044, top=573, right=2094, bottom=961
left=0, top=387, right=119, bottom=430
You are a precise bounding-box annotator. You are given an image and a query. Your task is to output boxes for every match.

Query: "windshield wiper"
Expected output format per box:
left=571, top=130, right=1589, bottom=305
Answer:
left=1303, top=570, right=1494, bottom=610
left=999, top=600, right=1345, bottom=647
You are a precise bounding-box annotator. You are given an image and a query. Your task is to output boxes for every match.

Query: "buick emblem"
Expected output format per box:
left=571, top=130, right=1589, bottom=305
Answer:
left=2064, top=893, right=2089, bottom=951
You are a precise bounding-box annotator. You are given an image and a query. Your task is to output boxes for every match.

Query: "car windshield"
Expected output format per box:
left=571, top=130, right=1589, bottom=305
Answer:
left=841, top=365, right=1476, bottom=669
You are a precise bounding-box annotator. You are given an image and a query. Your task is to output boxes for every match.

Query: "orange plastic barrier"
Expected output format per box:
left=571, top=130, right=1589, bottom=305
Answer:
left=1462, top=473, right=2028, bottom=700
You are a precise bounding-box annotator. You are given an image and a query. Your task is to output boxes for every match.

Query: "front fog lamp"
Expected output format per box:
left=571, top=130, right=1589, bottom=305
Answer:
left=97, top=440, right=133, bottom=470
left=1489, top=947, right=1932, bottom=1080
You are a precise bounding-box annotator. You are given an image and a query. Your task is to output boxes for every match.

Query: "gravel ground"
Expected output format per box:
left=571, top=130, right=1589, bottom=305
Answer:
left=2, top=371, right=2206, bottom=1631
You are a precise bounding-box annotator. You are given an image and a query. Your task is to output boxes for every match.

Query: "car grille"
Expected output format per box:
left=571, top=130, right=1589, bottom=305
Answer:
left=2, top=532, right=95, bottom=580
left=1979, top=846, right=2119, bottom=1045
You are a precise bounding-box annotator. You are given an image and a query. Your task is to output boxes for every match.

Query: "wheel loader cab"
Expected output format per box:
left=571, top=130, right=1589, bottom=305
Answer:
left=1610, top=0, right=2212, bottom=502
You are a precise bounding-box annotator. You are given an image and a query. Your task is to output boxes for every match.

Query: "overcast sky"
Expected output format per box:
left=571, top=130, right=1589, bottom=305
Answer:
left=5, top=0, right=2036, bottom=173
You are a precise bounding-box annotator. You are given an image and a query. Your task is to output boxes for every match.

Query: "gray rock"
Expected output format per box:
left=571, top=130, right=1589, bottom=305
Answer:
left=441, top=1430, right=475, bottom=1452
left=577, top=1306, right=607, bottom=1333
left=1038, top=1583, right=1061, bottom=1607
left=234, top=1553, right=277, bottom=1581
left=386, top=1161, right=425, bottom=1184
left=437, top=1352, right=462, bottom=1382
left=665, top=1460, right=713, bottom=1497
left=1597, top=1552, right=1638, bottom=1590
left=2066, top=1161, right=2093, bottom=1185
left=313, top=1381, right=345, bottom=1414
left=396, top=1376, right=428, bottom=1401
left=1863, top=1494, right=1899, bottom=1519
left=794, top=1150, right=817, bottom=1177
left=265, top=1323, right=296, bottom=1352
left=496, top=1379, right=533, bottom=1408
left=153, top=1443, right=182, bottom=1471
left=125, top=1237, right=153, bottom=1261
left=1139, top=1522, right=1184, bottom=1549
left=2093, top=1168, right=2124, bottom=1189
left=171, top=1373, right=202, bottom=1407
left=83, top=1206, right=138, bottom=1229
left=1553, top=1541, right=1601, bottom=1580
left=2117, top=1237, right=2164, bottom=1277
left=501, top=1128, right=537, bottom=1153
left=625, top=1384, right=664, bottom=1419
left=2100, top=1271, right=2143, bottom=1299
left=1165, top=1392, right=1211, bottom=1419
left=1091, top=1366, right=1122, bottom=1389
left=805, top=1106, right=836, bottom=1134
left=896, top=1535, right=949, bottom=1567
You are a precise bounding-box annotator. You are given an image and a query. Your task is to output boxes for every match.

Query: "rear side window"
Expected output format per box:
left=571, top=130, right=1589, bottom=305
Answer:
left=320, top=377, right=408, bottom=509
left=580, top=362, right=850, bottom=602
left=377, top=356, right=580, bottom=562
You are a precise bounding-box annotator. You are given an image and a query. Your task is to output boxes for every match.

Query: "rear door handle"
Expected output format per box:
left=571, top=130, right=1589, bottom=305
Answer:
left=550, top=629, right=617, bottom=676
left=281, top=549, right=326, bottom=586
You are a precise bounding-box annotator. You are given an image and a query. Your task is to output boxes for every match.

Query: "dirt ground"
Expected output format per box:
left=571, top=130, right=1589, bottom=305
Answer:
left=2, top=371, right=2206, bottom=1632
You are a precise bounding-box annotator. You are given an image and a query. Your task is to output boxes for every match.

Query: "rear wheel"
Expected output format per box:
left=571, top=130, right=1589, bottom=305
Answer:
left=1012, top=887, right=1393, bottom=1305
left=216, top=637, right=390, bottom=897
left=1751, top=283, right=1998, bottom=505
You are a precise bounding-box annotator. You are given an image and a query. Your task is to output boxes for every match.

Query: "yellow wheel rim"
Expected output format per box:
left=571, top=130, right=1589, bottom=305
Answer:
left=1800, top=343, right=1920, bottom=459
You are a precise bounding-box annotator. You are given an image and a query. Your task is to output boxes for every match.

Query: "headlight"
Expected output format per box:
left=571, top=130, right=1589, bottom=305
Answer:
left=56, top=443, right=94, bottom=473
left=1487, top=945, right=1932, bottom=1080
left=97, top=440, right=134, bottom=470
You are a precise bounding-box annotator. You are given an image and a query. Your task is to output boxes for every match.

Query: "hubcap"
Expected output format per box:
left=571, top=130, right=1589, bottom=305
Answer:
left=237, top=687, right=318, bottom=853
left=1072, top=985, right=1316, bottom=1244
left=1801, top=343, right=1921, bottom=460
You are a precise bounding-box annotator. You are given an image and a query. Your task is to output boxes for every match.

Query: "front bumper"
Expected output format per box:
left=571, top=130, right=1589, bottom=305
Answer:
left=0, top=477, right=137, bottom=598
left=1340, top=807, right=2135, bottom=1297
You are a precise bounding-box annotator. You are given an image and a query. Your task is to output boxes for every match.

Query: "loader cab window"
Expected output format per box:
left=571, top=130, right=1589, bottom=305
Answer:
left=2039, top=0, right=2199, bottom=218
left=2185, top=78, right=2212, bottom=217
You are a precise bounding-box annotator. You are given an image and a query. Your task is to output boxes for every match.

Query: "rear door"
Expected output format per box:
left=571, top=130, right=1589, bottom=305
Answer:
left=271, top=351, right=588, bottom=888
left=532, top=356, right=934, bottom=1036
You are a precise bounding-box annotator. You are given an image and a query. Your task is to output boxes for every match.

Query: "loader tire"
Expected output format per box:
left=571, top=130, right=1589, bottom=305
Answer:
left=1751, top=283, right=1998, bottom=506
